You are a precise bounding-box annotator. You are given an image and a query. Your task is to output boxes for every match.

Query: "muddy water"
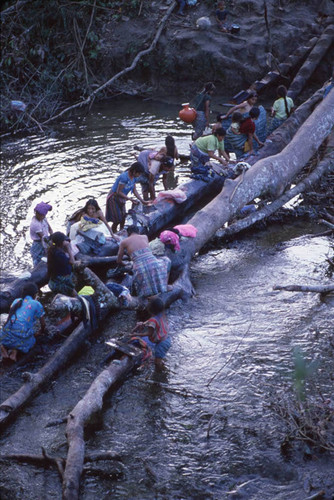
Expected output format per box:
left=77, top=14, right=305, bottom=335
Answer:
left=0, top=99, right=334, bottom=500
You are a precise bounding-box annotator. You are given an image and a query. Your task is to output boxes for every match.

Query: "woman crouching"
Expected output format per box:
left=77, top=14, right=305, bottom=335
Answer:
left=0, top=282, right=46, bottom=361
left=47, top=231, right=78, bottom=297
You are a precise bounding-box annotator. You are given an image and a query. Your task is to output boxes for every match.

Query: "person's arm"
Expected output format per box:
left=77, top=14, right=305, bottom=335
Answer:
left=218, top=148, right=230, bottom=162
left=223, top=102, right=242, bottom=119
left=47, top=221, right=53, bottom=235
left=174, top=146, right=179, bottom=160
left=253, top=133, right=264, bottom=147
left=133, top=186, right=149, bottom=205
left=116, top=182, right=131, bottom=202
left=97, top=209, right=119, bottom=239
left=116, top=240, right=125, bottom=264
left=207, top=150, right=227, bottom=164
left=63, top=240, right=76, bottom=264
left=204, top=99, right=210, bottom=126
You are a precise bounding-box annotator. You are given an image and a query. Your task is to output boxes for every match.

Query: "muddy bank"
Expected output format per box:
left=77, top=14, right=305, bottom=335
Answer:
left=100, top=0, right=334, bottom=98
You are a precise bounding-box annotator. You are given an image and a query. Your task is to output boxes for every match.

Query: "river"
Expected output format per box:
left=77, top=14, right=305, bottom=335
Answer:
left=0, top=98, right=333, bottom=499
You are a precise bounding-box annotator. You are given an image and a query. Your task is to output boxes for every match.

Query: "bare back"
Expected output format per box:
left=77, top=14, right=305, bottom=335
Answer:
left=117, top=233, right=149, bottom=263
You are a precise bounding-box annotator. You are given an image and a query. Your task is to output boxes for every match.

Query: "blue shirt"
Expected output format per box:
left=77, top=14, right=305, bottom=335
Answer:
left=111, top=171, right=136, bottom=195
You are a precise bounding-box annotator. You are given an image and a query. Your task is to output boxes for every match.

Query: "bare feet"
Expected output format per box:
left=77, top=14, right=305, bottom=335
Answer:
left=9, top=349, right=18, bottom=362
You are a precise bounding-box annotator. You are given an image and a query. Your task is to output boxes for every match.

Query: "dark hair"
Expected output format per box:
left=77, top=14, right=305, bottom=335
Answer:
left=148, top=296, right=164, bottom=315
left=213, top=127, right=226, bottom=137
left=276, top=85, right=291, bottom=118
left=165, top=135, right=176, bottom=158
left=247, top=91, right=258, bottom=102
left=204, top=82, right=215, bottom=92
left=231, top=111, right=243, bottom=122
left=51, top=231, right=68, bottom=246
left=127, top=225, right=140, bottom=235
left=3, top=282, right=39, bottom=328
left=249, top=107, right=260, bottom=119
left=128, top=162, right=145, bottom=176
left=84, top=199, right=101, bottom=212
left=216, top=113, right=224, bottom=122
left=47, top=232, right=69, bottom=278
left=165, top=227, right=180, bottom=236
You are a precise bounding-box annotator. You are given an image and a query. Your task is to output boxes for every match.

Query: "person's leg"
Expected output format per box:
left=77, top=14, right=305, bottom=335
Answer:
left=1, top=344, right=10, bottom=359
left=177, top=0, right=186, bottom=14
left=9, top=349, right=18, bottom=361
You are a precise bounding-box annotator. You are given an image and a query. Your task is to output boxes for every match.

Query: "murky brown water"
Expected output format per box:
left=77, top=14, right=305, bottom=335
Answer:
left=0, top=99, right=333, bottom=499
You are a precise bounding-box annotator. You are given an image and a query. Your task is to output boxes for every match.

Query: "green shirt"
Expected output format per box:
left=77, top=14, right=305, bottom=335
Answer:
left=195, top=134, right=224, bottom=154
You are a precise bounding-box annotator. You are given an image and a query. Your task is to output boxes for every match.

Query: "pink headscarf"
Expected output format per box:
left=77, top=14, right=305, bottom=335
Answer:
left=159, top=230, right=180, bottom=251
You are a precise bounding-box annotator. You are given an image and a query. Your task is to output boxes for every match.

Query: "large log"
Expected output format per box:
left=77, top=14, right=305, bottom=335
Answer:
left=62, top=352, right=142, bottom=500
left=287, top=24, right=334, bottom=101
left=215, top=150, right=334, bottom=240
left=182, top=89, right=334, bottom=256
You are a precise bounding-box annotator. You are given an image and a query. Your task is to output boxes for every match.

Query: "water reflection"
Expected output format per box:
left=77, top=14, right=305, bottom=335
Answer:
left=0, top=99, right=192, bottom=274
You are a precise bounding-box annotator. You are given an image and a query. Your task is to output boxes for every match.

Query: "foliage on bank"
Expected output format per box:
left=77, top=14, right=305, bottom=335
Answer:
left=0, top=0, right=146, bottom=133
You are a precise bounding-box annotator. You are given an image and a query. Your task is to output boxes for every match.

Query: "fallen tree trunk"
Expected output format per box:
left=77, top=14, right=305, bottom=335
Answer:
left=232, top=35, right=318, bottom=102
left=287, top=24, right=334, bottom=101
left=181, top=89, right=334, bottom=258
left=214, top=150, right=334, bottom=240
left=62, top=352, right=142, bottom=500
left=273, top=284, right=334, bottom=294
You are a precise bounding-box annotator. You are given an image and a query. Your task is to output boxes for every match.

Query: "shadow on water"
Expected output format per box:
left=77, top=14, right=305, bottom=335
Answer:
left=0, top=98, right=333, bottom=499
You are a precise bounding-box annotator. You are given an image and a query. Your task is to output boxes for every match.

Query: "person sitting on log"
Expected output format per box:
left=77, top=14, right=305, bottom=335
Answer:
left=116, top=226, right=171, bottom=298
left=106, top=162, right=149, bottom=233
left=225, top=107, right=264, bottom=158
left=47, top=231, right=78, bottom=297
left=131, top=296, right=171, bottom=370
left=68, top=198, right=119, bottom=242
left=0, top=282, right=46, bottom=362
left=190, top=127, right=230, bottom=175
left=215, top=1, right=231, bottom=32
left=269, top=85, right=295, bottom=134
left=137, top=150, right=175, bottom=201
left=30, top=201, right=53, bottom=266
left=221, top=91, right=258, bottom=120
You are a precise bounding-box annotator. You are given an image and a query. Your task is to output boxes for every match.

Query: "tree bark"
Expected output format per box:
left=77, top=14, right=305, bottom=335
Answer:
left=183, top=89, right=334, bottom=257
left=232, top=36, right=318, bottom=102
left=287, top=24, right=334, bottom=101
left=214, top=150, right=334, bottom=240
left=62, top=354, right=142, bottom=500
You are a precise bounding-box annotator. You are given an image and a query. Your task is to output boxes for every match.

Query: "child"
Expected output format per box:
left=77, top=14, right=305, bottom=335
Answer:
left=30, top=202, right=53, bottom=266
left=230, top=111, right=243, bottom=135
left=212, top=113, right=224, bottom=134
left=270, top=85, right=294, bottom=133
left=132, top=297, right=171, bottom=369
left=0, top=282, right=46, bottom=361
left=215, top=1, right=230, bottom=32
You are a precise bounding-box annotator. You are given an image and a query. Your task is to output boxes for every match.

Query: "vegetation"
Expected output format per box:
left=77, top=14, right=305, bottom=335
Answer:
left=0, top=0, right=143, bottom=133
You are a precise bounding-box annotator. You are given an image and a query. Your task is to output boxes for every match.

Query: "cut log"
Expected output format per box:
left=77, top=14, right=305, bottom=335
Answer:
left=287, top=24, right=334, bottom=101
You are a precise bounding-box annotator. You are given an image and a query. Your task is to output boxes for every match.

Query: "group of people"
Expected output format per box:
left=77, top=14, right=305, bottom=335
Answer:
left=189, top=81, right=295, bottom=172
